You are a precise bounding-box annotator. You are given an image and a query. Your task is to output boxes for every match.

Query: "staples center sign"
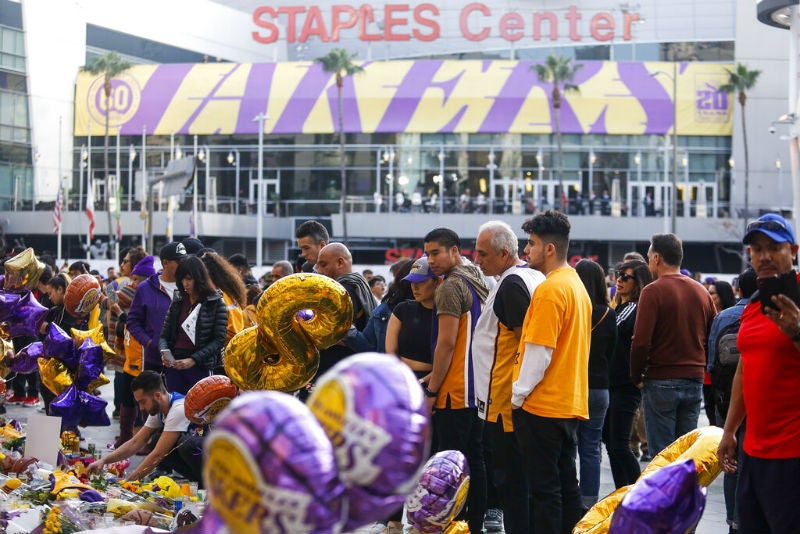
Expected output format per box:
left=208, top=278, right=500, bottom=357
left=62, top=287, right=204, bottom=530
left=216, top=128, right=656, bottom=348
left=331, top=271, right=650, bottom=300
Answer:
left=252, top=3, right=642, bottom=45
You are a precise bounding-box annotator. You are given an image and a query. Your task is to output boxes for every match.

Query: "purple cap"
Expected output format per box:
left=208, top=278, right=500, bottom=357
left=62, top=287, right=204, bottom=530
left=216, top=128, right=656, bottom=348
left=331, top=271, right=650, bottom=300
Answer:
left=679, top=269, right=691, bottom=276
left=403, top=257, right=438, bottom=283
left=131, top=255, right=156, bottom=277
left=743, top=213, right=796, bottom=245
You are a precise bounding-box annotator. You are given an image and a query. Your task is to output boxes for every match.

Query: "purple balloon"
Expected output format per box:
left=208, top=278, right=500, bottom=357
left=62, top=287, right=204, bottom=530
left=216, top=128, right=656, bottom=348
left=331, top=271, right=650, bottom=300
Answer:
left=9, top=342, right=43, bottom=374
left=609, top=458, right=707, bottom=534
left=50, top=385, right=81, bottom=429
left=406, top=450, right=471, bottom=533
left=205, top=392, right=345, bottom=534
left=75, top=339, right=103, bottom=391
left=6, top=291, right=48, bottom=339
left=78, top=390, right=110, bottom=427
left=297, top=309, right=315, bottom=322
left=308, top=353, right=432, bottom=530
left=0, top=290, right=22, bottom=322
left=43, top=323, right=78, bottom=370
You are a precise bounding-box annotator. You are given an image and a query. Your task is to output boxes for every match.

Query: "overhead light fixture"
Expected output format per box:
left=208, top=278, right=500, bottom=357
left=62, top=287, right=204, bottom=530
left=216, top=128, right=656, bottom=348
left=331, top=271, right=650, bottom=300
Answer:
left=227, top=151, right=235, bottom=165
left=757, top=0, right=797, bottom=29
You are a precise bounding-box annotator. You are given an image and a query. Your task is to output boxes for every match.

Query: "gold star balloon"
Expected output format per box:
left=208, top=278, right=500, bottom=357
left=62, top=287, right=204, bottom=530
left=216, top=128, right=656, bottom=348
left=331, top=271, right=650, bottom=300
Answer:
left=71, top=325, right=115, bottom=359
left=38, top=358, right=73, bottom=396
left=3, top=248, right=46, bottom=291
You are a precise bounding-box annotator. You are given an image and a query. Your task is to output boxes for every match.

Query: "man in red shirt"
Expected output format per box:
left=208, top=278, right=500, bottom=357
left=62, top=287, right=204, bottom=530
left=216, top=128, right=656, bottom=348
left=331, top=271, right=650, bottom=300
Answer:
left=719, top=213, right=800, bottom=533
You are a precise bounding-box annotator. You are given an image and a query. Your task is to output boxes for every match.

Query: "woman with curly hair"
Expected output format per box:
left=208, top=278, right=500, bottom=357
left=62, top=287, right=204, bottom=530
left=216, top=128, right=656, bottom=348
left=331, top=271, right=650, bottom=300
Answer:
left=198, top=250, right=253, bottom=345
left=158, top=256, right=227, bottom=394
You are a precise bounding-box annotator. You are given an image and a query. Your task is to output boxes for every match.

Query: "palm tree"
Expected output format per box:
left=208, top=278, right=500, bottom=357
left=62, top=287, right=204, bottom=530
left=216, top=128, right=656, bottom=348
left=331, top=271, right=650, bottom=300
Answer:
left=719, top=64, right=761, bottom=227
left=315, top=49, right=364, bottom=243
left=532, top=54, right=582, bottom=211
left=81, top=52, right=132, bottom=245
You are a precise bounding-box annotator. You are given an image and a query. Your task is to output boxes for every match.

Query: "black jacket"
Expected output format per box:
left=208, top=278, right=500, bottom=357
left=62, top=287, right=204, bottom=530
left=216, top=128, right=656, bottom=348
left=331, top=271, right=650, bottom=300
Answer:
left=158, top=290, right=227, bottom=370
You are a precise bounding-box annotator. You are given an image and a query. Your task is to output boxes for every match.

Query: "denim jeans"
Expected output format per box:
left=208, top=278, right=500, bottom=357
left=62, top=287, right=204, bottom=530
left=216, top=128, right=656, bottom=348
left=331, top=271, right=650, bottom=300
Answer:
left=577, top=388, right=609, bottom=507
left=512, top=410, right=582, bottom=534
left=642, top=378, right=703, bottom=458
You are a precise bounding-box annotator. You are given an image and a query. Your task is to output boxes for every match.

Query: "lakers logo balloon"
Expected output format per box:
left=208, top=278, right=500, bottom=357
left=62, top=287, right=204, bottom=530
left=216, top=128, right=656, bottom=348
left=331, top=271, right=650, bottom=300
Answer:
left=224, top=273, right=352, bottom=392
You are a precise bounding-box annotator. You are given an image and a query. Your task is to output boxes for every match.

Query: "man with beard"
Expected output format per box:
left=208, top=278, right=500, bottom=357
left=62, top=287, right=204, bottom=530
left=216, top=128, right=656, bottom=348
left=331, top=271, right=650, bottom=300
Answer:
left=86, top=371, right=203, bottom=483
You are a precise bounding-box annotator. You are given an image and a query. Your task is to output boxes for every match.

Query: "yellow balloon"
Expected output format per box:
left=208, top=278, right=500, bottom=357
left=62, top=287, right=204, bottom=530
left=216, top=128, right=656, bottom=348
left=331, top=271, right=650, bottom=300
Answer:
left=575, top=426, right=724, bottom=534
left=87, top=372, right=110, bottom=391
left=0, top=338, right=12, bottom=378
left=38, top=358, right=73, bottom=395
left=224, top=273, right=353, bottom=392
left=3, top=248, right=45, bottom=291
left=71, top=325, right=115, bottom=359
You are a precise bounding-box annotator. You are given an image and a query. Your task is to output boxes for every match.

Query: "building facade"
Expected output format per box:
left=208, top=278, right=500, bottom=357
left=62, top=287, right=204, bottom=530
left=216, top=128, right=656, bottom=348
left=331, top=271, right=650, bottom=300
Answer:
left=0, top=0, right=792, bottom=272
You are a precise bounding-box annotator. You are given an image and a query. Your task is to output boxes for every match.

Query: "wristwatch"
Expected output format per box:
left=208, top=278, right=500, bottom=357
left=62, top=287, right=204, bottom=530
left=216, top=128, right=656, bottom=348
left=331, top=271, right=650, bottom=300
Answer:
left=423, top=385, right=438, bottom=398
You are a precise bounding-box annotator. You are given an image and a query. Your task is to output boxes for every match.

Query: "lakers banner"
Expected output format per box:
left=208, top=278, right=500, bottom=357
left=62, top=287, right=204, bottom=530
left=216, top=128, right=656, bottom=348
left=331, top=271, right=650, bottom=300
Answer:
left=74, top=60, right=732, bottom=136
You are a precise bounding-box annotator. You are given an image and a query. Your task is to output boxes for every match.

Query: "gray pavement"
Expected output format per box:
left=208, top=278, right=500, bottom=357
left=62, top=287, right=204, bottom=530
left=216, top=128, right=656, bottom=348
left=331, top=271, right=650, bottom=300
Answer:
left=4, top=371, right=730, bottom=533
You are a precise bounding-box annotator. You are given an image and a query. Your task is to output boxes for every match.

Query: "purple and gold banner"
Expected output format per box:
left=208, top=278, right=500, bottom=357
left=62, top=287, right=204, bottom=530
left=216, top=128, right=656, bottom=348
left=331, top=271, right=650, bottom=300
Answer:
left=74, top=60, right=732, bottom=136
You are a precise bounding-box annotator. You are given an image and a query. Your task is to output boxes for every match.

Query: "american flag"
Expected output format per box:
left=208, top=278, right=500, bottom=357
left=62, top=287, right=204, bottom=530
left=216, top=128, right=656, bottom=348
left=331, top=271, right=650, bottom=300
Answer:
left=52, top=185, right=63, bottom=234
left=86, top=178, right=95, bottom=239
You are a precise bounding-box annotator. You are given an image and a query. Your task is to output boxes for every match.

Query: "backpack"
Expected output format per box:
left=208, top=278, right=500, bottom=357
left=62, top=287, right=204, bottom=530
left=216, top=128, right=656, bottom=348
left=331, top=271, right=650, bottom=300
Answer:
left=710, top=316, right=741, bottom=421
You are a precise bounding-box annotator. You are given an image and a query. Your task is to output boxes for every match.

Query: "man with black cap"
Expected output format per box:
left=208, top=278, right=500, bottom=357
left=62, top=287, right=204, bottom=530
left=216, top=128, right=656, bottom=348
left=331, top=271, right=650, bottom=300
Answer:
left=127, top=242, right=186, bottom=374
left=180, top=237, right=205, bottom=256
left=227, top=253, right=259, bottom=287
left=719, top=213, right=800, bottom=533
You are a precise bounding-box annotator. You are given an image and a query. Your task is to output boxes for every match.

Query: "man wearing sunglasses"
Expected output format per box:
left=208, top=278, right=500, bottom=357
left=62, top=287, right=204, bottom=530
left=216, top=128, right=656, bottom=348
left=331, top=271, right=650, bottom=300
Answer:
left=718, top=213, right=800, bottom=533
left=630, top=233, right=716, bottom=463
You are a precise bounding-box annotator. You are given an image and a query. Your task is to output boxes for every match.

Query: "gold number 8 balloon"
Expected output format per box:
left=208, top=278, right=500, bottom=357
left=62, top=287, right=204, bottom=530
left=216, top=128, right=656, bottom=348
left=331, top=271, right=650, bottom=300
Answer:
left=224, top=273, right=353, bottom=392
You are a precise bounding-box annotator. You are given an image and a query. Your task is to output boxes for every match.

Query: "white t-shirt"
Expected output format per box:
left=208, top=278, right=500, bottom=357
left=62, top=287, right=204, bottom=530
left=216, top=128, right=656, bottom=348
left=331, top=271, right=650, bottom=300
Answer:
left=159, top=278, right=178, bottom=298
left=144, top=396, right=190, bottom=433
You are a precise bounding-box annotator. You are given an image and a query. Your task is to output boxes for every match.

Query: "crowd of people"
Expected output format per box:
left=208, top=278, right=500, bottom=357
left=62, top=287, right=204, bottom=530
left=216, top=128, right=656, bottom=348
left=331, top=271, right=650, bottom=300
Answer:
left=3, top=210, right=797, bottom=534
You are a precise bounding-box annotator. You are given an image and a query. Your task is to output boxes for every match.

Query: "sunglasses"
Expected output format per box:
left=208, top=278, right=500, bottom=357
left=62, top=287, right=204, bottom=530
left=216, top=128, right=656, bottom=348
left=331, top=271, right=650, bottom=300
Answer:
left=616, top=273, right=635, bottom=282
left=746, top=219, right=789, bottom=234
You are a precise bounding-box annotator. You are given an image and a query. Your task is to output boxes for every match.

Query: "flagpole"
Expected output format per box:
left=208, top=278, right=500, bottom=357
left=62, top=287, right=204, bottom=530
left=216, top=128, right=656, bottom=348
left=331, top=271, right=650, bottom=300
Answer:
left=87, top=123, right=92, bottom=260
left=57, top=116, right=63, bottom=263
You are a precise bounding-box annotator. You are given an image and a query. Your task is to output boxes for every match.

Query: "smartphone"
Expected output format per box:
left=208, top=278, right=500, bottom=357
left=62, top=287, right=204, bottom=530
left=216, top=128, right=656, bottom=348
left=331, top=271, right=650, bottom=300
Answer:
left=757, top=271, right=800, bottom=314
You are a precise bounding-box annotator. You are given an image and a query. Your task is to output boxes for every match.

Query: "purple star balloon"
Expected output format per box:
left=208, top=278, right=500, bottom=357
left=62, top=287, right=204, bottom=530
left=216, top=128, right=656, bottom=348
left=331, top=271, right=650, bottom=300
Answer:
left=609, top=458, right=707, bottom=534
left=42, top=323, right=78, bottom=371
left=78, top=390, right=110, bottom=427
left=7, top=291, right=47, bottom=338
left=75, top=339, right=103, bottom=391
left=9, top=342, right=43, bottom=374
left=0, top=291, right=21, bottom=322
left=50, top=384, right=81, bottom=429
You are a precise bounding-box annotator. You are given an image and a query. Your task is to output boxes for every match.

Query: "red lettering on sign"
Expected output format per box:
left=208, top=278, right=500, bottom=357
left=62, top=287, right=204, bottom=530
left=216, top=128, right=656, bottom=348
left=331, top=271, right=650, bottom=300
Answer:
left=623, top=11, right=641, bottom=40
left=278, top=6, right=306, bottom=43
left=533, top=12, right=558, bottom=41
left=299, top=6, right=330, bottom=42
left=384, top=4, right=411, bottom=41
left=413, top=4, right=440, bottom=42
left=590, top=12, right=615, bottom=42
left=568, top=254, right=600, bottom=267
left=499, top=12, right=524, bottom=42
left=460, top=3, right=491, bottom=42
left=252, top=7, right=279, bottom=44
left=565, top=5, right=582, bottom=41
left=331, top=5, right=358, bottom=41
left=358, top=4, right=383, bottom=41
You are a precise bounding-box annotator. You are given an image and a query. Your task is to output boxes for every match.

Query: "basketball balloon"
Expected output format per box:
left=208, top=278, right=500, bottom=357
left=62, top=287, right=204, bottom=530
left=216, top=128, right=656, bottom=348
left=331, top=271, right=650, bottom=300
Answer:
left=406, top=450, right=471, bottom=534
left=184, top=375, right=239, bottom=425
left=308, top=353, right=432, bottom=530
left=203, top=392, right=345, bottom=534
left=64, top=274, right=101, bottom=318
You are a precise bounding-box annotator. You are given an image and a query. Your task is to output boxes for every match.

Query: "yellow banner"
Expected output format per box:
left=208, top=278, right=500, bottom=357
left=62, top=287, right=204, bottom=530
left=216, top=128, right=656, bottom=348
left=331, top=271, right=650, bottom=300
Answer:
left=74, top=60, right=733, bottom=137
